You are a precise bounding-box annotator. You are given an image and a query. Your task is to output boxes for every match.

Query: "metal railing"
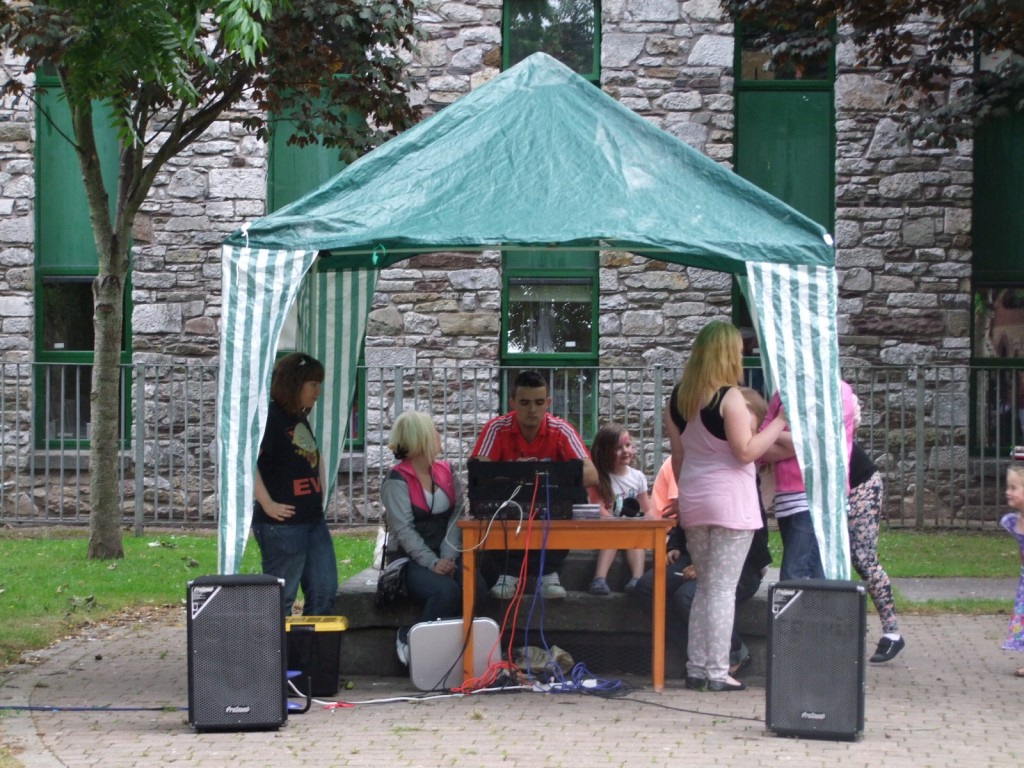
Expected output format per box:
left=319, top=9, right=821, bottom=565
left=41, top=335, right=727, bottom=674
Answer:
left=0, top=361, right=1019, bottom=531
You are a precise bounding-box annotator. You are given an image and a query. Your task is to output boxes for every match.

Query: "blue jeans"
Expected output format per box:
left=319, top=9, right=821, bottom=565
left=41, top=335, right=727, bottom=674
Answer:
left=777, top=511, right=825, bottom=580
left=399, top=558, right=487, bottom=643
left=252, top=520, right=338, bottom=615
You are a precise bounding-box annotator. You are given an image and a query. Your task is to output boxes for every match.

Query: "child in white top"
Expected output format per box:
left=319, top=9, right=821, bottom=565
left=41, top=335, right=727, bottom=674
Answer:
left=588, top=424, right=653, bottom=595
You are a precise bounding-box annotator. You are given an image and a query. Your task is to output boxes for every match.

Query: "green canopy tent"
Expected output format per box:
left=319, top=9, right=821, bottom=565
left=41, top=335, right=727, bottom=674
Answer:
left=218, top=53, right=849, bottom=579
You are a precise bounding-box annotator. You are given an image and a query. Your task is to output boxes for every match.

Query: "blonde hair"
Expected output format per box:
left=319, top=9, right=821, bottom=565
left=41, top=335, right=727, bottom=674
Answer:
left=1008, top=463, right=1024, bottom=483
left=676, top=321, right=743, bottom=422
left=387, top=410, right=440, bottom=463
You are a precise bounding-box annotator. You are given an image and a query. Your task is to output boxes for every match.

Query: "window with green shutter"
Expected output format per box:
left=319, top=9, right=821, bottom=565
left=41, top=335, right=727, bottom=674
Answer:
left=499, top=6, right=602, bottom=435
left=501, top=249, right=599, bottom=440
left=34, top=74, right=128, bottom=449
left=970, top=110, right=1024, bottom=453
left=732, top=22, right=835, bottom=374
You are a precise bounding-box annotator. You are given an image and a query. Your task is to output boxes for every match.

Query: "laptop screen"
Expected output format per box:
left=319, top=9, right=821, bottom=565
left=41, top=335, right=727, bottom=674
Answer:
left=466, top=459, right=586, bottom=519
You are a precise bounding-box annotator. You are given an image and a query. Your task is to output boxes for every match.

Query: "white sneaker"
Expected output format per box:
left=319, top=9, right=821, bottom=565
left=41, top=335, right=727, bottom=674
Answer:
left=540, top=572, right=566, bottom=599
left=396, top=630, right=409, bottom=666
left=490, top=574, right=519, bottom=599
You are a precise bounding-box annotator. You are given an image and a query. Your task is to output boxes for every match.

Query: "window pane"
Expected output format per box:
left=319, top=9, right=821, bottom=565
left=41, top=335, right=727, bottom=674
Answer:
left=739, top=24, right=830, bottom=82
left=974, top=287, right=1024, bottom=359
left=506, top=0, right=598, bottom=77
left=36, top=85, right=120, bottom=270
left=44, top=364, right=92, bottom=440
left=507, top=278, right=593, bottom=354
left=973, top=367, right=1024, bottom=453
left=267, top=120, right=349, bottom=212
left=974, top=111, right=1024, bottom=282
left=42, top=281, right=94, bottom=352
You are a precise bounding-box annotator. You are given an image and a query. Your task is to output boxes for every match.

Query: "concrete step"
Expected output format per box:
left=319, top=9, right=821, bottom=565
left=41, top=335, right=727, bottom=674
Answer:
left=333, top=551, right=772, bottom=681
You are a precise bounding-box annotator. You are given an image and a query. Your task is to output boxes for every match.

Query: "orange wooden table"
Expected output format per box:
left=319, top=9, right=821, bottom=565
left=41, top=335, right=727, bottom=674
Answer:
left=458, top=517, right=673, bottom=692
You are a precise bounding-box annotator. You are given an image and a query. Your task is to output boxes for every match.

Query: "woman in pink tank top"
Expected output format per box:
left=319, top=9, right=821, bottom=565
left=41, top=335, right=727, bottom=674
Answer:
left=664, top=321, right=787, bottom=692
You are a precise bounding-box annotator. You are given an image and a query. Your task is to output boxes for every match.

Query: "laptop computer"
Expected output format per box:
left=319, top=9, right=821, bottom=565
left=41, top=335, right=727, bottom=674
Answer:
left=466, top=459, right=586, bottom=520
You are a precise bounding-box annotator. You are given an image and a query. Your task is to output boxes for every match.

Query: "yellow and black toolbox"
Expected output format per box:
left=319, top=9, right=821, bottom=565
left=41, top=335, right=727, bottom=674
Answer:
left=285, top=616, right=349, bottom=697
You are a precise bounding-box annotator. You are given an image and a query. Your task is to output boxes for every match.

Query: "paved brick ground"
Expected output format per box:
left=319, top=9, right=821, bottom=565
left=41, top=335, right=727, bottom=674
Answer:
left=1, top=605, right=1022, bottom=767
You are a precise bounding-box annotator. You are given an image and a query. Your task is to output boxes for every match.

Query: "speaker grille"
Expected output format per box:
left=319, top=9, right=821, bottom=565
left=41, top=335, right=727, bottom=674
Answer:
left=187, top=575, right=286, bottom=731
left=766, top=580, right=865, bottom=740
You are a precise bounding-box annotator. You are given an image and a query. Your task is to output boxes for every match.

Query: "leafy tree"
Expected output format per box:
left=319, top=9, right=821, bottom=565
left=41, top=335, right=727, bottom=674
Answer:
left=724, top=0, right=1024, bottom=145
left=0, top=0, right=421, bottom=559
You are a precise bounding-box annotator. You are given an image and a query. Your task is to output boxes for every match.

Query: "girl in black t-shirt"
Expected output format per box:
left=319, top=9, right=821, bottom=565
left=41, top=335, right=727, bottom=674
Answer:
left=253, top=353, right=338, bottom=616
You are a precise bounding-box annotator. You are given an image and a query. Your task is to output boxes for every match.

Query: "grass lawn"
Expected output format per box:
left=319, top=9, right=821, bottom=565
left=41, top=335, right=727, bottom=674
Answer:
left=0, top=525, right=1019, bottom=668
left=0, top=527, right=374, bottom=668
left=765, top=527, right=1022, bottom=579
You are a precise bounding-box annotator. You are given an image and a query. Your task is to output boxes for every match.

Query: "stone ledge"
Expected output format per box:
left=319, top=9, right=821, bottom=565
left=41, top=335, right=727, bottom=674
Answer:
left=333, top=555, right=771, bottom=681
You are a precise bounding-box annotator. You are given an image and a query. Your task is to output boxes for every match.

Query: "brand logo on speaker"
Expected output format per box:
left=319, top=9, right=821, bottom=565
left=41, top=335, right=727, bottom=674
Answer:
left=224, top=705, right=252, bottom=714
left=800, top=712, right=826, bottom=720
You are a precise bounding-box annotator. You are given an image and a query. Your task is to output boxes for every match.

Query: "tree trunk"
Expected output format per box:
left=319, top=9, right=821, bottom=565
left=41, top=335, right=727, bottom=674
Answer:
left=87, top=239, right=127, bottom=560
left=71, top=92, right=128, bottom=561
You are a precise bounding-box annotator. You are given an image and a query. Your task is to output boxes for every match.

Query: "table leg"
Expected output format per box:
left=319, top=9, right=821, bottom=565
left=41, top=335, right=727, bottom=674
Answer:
left=651, top=538, right=666, bottom=692
left=461, top=531, right=477, bottom=685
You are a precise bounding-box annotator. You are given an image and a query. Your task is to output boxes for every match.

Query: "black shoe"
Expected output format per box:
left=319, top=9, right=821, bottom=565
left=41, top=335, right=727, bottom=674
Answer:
left=870, top=635, right=905, bottom=663
left=707, top=678, right=746, bottom=692
left=685, top=676, right=706, bottom=691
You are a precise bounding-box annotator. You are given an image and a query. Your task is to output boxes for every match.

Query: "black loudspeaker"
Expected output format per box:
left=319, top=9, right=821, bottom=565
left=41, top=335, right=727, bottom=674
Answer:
left=187, top=574, right=287, bottom=732
left=766, top=579, right=866, bottom=741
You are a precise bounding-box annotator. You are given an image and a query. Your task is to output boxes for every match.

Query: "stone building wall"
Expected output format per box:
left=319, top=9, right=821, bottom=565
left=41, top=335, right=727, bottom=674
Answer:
left=832, top=35, right=973, bottom=369
left=0, top=54, right=34, bottom=366
left=368, top=1, right=975, bottom=377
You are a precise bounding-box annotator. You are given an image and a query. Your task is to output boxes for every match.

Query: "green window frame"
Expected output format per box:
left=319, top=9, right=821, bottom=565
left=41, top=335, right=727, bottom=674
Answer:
left=502, top=0, right=601, bottom=83
left=971, top=287, right=1024, bottom=453
left=34, top=73, right=129, bottom=450
left=500, top=249, right=599, bottom=440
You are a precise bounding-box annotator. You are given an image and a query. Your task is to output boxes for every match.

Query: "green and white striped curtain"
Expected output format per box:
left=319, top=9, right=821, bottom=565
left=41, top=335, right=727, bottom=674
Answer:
left=216, top=245, right=375, bottom=575
left=743, top=262, right=851, bottom=580
left=296, top=260, right=377, bottom=506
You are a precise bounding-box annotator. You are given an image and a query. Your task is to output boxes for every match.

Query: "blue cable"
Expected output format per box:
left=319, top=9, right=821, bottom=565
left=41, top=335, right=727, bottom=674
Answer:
left=523, top=471, right=568, bottom=685
left=517, top=471, right=629, bottom=694
left=524, top=468, right=548, bottom=679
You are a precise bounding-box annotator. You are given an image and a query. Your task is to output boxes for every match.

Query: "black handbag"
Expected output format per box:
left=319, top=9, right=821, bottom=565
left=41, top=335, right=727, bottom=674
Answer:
left=374, top=556, right=409, bottom=609
left=374, top=513, right=409, bottom=609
